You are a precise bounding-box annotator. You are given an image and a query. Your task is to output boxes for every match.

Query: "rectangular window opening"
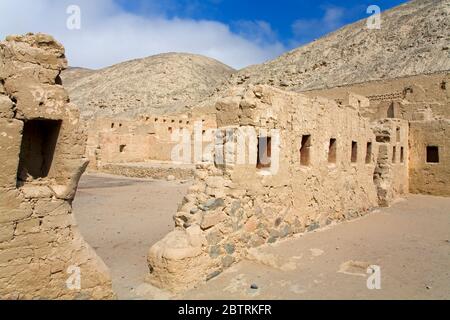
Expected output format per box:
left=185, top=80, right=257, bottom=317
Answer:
left=328, top=138, right=337, bottom=164
left=400, top=147, right=405, bottom=163
left=426, top=146, right=439, bottom=163
left=366, top=142, right=373, bottom=164
left=300, top=135, right=312, bottom=166
left=351, top=141, right=358, bottom=163
left=257, top=137, right=272, bottom=169
left=17, top=119, right=62, bottom=183
left=120, top=144, right=126, bottom=153
left=392, top=146, right=397, bottom=163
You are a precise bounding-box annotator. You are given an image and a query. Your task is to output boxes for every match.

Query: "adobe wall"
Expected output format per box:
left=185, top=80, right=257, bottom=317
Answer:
left=303, top=72, right=449, bottom=197
left=302, top=73, right=450, bottom=122
left=146, top=85, right=408, bottom=292
left=86, top=113, right=217, bottom=171
left=409, top=120, right=450, bottom=196
left=0, top=34, right=114, bottom=299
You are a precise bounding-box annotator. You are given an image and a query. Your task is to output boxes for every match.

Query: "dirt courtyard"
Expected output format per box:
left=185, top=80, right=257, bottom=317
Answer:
left=73, top=173, right=450, bottom=300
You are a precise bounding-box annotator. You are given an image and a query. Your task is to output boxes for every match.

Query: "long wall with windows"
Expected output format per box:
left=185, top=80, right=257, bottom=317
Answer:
left=146, top=85, right=409, bottom=292
left=303, top=72, right=450, bottom=196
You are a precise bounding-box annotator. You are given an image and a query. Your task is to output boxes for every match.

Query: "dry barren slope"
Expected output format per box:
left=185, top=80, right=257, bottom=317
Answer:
left=61, top=67, right=95, bottom=88
left=62, top=53, right=235, bottom=118
left=230, top=0, right=450, bottom=92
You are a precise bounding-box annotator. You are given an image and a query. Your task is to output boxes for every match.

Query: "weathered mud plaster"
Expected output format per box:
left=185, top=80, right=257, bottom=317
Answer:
left=0, top=34, right=114, bottom=299
left=304, top=72, right=450, bottom=197
left=146, top=85, right=408, bottom=292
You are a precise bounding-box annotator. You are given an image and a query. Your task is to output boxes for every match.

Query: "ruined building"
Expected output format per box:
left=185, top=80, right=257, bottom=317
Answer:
left=146, top=85, right=411, bottom=291
left=0, top=25, right=448, bottom=298
left=0, top=34, right=114, bottom=299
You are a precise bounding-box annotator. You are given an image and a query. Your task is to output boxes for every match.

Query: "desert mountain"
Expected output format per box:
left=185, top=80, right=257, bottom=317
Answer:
left=229, top=0, right=450, bottom=92
left=64, top=0, right=449, bottom=119
left=62, top=53, right=235, bottom=118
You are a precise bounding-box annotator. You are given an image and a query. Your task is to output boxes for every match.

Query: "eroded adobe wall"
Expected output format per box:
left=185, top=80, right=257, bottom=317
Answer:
left=372, top=119, right=409, bottom=206
left=0, top=34, right=114, bottom=299
left=146, top=85, right=406, bottom=292
left=409, top=120, right=450, bottom=196
left=304, top=72, right=449, bottom=197
left=302, top=73, right=450, bottom=122
left=85, top=113, right=217, bottom=171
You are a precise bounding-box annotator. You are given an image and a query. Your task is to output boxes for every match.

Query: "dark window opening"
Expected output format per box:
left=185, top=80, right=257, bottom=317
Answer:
left=55, top=74, right=63, bottom=85
left=351, top=141, right=358, bottom=163
left=120, top=145, right=126, bottom=153
left=328, top=139, right=337, bottom=164
left=387, top=102, right=395, bottom=118
left=392, top=146, right=397, bottom=163
left=400, top=147, right=405, bottom=163
left=168, top=127, right=173, bottom=134
left=17, top=119, right=61, bottom=182
left=376, top=135, right=390, bottom=143
left=366, top=142, right=373, bottom=164
left=440, top=81, right=446, bottom=90
left=111, top=123, right=115, bottom=129
left=257, top=137, right=272, bottom=169
left=426, top=146, right=439, bottom=163
left=300, top=135, right=312, bottom=166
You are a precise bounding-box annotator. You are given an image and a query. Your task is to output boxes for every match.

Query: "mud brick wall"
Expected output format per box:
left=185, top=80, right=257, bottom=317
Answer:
left=0, top=33, right=114, bottom=299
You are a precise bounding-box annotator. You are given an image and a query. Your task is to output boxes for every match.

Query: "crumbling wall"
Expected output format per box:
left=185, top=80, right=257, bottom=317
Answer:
left=372, top=119, right=409, bottom=206
left=302, top=73, right=450, bottom=122
left=304, top=72, right=449, bottom=197
left=146, top=85, right=407, bottom=292
left=0, top=34, right=114, bottom=299
left=86, top=113, right=217, bottom=172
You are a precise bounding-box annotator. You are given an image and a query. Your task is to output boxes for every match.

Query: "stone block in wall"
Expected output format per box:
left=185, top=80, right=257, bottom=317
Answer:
left=0, top=95, right=14, bottom=118
left=7, top=80, right=68, bottom=120
left=0, top=189, right=32, bottom=224
left=215, top=96, right=241, bottom=127
left=146, top=229, right=216, bottom=292
left=0, top=223, right=15, bottom=243
left=0, top=118, right=23, bottom=189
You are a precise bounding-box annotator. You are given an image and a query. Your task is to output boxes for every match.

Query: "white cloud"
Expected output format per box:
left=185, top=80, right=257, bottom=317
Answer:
left=0, top=0, right=285, bottom=69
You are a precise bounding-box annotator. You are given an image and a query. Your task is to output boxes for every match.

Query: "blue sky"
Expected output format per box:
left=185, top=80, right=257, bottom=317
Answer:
left=116, top=0, right=408, bottom=46
left=0, top=0, right=409, bottom=69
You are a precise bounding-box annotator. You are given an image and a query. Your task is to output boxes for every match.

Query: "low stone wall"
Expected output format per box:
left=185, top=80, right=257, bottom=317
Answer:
left=100, top=162, right=195, bottom=180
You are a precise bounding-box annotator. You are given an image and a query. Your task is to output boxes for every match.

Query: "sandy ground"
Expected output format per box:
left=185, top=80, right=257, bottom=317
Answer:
left=73, top=173, right=191, bottom=299
left=73, top=173, right=450, bottom=300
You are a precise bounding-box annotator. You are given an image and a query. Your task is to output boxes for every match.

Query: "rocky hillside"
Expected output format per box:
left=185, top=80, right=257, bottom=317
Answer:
left=62, top=53, right=235, bottom=118
left=229, top=0, right=450, bottom=92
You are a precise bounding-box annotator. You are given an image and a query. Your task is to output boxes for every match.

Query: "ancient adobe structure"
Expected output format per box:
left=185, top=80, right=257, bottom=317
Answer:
left=84, top=111, right=217, bottom=178
left=304, top=72, right=450, bottom=196
left=144, top=72, right=449, bottom=292
left=0, top=32, right=448, bottom=298
left=0, top=34, right=114, bottom=299
left=146, top=85, right=410, bottom=291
